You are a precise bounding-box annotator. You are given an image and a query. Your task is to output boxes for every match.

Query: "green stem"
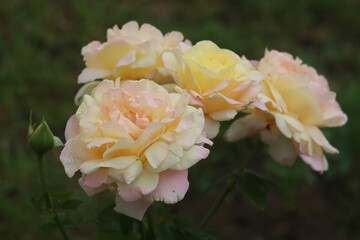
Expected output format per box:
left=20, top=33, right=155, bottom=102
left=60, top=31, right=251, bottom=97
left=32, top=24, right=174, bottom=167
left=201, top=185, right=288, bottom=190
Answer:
left=200, top=141, right=260, bottom=229
left=140, top=220, right=148, bottom=240
left=37, top=154, right=70, bottom=240
left=147, top=210, right=154, bottom=239
left=200, top=179, right=235, bottom=229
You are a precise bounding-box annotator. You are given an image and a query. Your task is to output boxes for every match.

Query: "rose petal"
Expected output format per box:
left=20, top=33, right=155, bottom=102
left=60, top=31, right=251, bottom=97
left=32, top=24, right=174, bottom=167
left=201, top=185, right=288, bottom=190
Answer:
left=114, top=195, right=150, bottom=220
left=148, top=170, right=189, bottom=204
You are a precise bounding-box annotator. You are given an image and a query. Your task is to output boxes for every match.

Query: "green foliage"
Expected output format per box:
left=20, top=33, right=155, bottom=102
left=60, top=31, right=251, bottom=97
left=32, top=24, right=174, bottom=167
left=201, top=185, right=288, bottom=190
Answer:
left=156, top=217, right=217, bottom=240
left=234, top=172, right=268, bottom=211
left=50, top=191, right=74, bottom=200
left=97, top=205, right=141, bottom=239
left=38, top=222, right=58, bottom=235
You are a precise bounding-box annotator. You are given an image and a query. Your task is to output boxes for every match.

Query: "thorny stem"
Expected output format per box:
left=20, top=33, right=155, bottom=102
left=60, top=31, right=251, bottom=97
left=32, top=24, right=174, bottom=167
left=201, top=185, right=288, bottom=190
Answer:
left=37, top=154, right=70, bottom=240
left=200, top=142, right=260, bottom=229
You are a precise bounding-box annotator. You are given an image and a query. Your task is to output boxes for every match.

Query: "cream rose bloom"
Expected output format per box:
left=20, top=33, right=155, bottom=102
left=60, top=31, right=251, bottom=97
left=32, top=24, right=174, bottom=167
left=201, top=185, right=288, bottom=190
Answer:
left=225, top=50, right=347, bottom=172
left=60, top=79, right=211, bottom=220
left=163, top=40, right=264, bottom=138
left=78, top=21, right=191, bottom=85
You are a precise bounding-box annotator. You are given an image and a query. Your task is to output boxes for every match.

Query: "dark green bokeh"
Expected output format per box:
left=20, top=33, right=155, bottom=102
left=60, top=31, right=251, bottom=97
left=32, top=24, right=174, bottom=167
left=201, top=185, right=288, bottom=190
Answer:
left=0, top=0, right=359, bottom=239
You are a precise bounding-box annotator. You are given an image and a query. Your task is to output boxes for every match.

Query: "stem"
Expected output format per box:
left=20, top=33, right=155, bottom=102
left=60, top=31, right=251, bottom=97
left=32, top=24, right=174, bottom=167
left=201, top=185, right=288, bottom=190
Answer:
left=200, top=179, right=235, bottom=229
left=236, top=141, right=260, bottom=173
left=37, top=154, right=70, bottom=240
left=200, top=141, right=260, bottom=229
left=147, top=210, right=154, bottom=239
left=140, top=220, right=148, bottom=240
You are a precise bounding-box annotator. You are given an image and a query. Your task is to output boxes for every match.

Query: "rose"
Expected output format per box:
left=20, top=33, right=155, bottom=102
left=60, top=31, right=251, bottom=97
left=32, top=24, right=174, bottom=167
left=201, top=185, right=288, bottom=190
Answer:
left=78, top=21, right=191, bottom=85
left=60, top=79, right=211, bottom=219
left=163, top=40, right=263, bottom=138
left=225, top=50, right=347, bottom=172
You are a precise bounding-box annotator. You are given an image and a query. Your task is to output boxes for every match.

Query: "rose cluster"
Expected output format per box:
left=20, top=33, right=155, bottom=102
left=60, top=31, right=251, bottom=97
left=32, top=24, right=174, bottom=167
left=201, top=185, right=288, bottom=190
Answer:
left=60, top=21, right=347, bottom=219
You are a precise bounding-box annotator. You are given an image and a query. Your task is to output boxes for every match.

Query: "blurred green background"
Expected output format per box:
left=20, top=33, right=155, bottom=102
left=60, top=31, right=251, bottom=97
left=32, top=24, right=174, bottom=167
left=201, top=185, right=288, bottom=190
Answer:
left=1, top=0, right=359, bottom=239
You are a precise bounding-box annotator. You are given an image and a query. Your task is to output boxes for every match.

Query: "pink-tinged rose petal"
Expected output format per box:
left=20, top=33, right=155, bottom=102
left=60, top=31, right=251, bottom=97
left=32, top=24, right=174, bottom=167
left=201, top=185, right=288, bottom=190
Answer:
left=86, top=137, right=118, bottom=148
left=173, top=145, right=209, bottom=170
left=209, top=109, right=237, bottom=121
left=130, top=52, right=157, bottom=69
left=83, top=170, right=111, bottom=188
left=74, top=81, right=100, bottom=106
left=272, top=112, right=292, bottom=139
left=149, top=170, right=189, bottom=204
left=130, top=170, right=159, bottom=196
left=117, top=184, right=143, bottom=202
left=224, top=117, right=251, bottom=142
left=59, top=139, right=81, bottom=177
left=115, top=50, right=136, bottom=68
left=189, top=94, right=205, bottom=107
left=305, top=126, right=338, bottom=154
left=64, top=115, right=80, bottom=141
left=78, top=68, right=112, bottom=83
left=250, top=60, right=259, bottom=69
left=298, top=144, right=328, bottom=173
left=175, top=111, right=195, bottom=132
left=195, top=132, right=213, bottom=146
left=260, top=129, right=297, bottom=166
left=114, top=195, right=151, bottom=220
left=204, top=116, right=220, bottom=139
left=79, top=177, right=107, bottom=196
left=321, top=100, right=348, bottom=127
left=202, top=79, right=232, bottom=96
left=251, top=101, right=268, bottom=111
left=241, top=114, right=268, bottom=130
left=81, top=41, right=101, bottom=55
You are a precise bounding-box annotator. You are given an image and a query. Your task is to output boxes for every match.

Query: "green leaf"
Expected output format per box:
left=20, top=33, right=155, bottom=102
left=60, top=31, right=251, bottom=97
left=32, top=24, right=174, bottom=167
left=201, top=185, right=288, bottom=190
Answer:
left=28, top=110, right=34, bottom=137
left=57, top=212, right=68, bottom=222
left=50, top=191, right=73, bottom=200
left=234, top=172, right=268, bottom=210
left=60, top=199, right=82, bottom=210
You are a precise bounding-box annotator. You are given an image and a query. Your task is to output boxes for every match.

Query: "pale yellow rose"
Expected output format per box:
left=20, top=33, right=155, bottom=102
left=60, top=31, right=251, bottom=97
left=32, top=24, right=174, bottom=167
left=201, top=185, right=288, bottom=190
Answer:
left=60, top=79, right=211, bottom=220
left=78, top=21, right=191, bottom=85
left=163, top=40, right=264, bottom=138
left=225, top=50, right=347, bottom=172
